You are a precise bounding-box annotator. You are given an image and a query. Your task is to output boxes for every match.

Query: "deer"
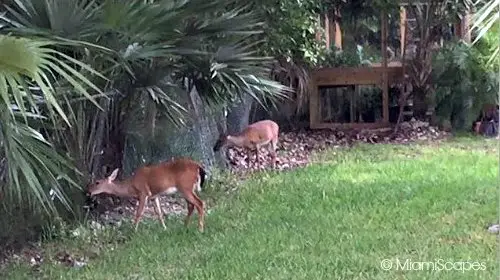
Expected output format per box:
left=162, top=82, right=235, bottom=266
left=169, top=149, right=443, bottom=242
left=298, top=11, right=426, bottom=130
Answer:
left=87, top=157, right=207, bottom=232
left=213, top=119, right=279, bottom=168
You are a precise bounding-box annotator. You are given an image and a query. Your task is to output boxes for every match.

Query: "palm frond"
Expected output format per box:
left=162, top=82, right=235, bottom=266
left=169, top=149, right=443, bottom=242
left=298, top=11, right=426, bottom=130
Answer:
left=0, top=107, right=79, bottom=214
left=471, top=0, right=499, bottom=65
left=0, top=35, right=105, bottom=123
left=471, top=0, right=499, bottom=42
left=1, top=0, right=100, bottom=40
left=0, top=34, right=105, bottom=214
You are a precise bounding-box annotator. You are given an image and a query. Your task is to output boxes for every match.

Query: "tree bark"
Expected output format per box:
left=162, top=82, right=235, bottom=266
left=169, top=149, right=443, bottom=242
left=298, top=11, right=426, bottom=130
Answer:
left=412, top=87, right=428, bottom=120
left=226, top=95, right=253, bottom=134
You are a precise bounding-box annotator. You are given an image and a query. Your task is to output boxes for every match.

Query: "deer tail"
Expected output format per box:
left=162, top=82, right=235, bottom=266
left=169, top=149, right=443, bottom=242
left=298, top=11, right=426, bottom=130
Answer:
left=198, top=166, right=207, bottom=191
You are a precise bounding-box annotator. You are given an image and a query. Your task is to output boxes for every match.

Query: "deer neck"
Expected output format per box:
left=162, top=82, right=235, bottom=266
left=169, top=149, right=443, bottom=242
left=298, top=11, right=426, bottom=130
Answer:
left=108, top=179, right=136, bottom=198
left=227, top=134, right=247, bottom=147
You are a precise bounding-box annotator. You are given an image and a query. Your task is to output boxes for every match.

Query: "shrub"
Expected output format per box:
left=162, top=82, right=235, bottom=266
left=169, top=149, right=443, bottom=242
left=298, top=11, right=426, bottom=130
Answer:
left=432, top=40, right=498, bottom=130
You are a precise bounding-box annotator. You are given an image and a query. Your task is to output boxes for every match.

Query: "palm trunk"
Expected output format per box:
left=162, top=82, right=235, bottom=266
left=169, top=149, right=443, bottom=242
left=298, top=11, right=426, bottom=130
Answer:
left=226, top=95, right=253, bottom=134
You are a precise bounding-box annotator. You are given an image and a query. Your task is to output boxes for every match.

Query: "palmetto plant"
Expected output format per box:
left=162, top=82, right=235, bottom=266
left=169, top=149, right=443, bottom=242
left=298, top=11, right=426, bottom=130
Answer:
left=0, top=0, right=289, bottom=217
left=432, top=41, right=497, bottom=129
left=0, top=34, right=106, bottom=214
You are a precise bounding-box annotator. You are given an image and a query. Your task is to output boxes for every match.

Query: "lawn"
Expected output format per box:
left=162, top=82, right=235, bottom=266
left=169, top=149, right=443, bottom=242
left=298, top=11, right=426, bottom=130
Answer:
left=2, top=137, right=498, bottom=280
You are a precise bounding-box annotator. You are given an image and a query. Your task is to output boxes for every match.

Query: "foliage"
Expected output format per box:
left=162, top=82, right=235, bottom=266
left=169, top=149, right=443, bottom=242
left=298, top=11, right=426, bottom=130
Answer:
left=251, top=0, right=326, bottom=116
left=248, top=0, right=404, bottom=118
left=471, top=0, right=499, bottom=65
left=257, top=0, right=325, bottom=65
left=321, top=0, right=403, bottom=50
left=473, top=19, right=499, bottom=68
left=0, top=0, right=290, bottom=220
left=319, top=44, right=382, bottom=67
left=252, top=0, right=402, bottom=116
left=402, top=0, right=474, bottom=120
left=407, top=0, right=473, bottom=89
left=432, top=40, right=498, bottom=129
left=321, top=0, right=401, bottom=16
left=2, top=140, right=497, bottom=279
left=0, top=34, right=106, bottom=214
left=320, top=47, right=362, bottom=67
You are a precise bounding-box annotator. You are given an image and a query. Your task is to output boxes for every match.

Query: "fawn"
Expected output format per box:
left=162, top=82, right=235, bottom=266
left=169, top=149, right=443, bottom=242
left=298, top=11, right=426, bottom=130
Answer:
left=213, top=119, right=279, bottom=168
left=87, top=157, right=207, bottom=232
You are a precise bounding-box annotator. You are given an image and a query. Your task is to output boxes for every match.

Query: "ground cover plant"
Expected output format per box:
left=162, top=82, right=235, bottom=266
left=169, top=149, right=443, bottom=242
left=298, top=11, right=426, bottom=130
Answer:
left=1, top=136, right=497, bottom=280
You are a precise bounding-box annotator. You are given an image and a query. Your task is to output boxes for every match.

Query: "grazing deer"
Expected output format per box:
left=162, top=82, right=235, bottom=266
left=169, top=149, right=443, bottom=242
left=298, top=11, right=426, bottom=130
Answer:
left=87, top=157, right=207, bottom=232
left=213, top=119, right=279, bottom=168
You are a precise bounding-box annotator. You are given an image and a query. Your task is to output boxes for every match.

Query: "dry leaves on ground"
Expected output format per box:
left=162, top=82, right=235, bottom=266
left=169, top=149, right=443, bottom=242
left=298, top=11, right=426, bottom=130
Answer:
left=226, top=119, right=450, bottom=173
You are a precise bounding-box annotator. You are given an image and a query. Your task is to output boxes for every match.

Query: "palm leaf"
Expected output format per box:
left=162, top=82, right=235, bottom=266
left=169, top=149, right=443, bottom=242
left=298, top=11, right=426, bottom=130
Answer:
left=471, top=0, right=499, bottom=65
left=0, top=34, right=105, bottom=214
left=0, top=35, right=106, bottom=122
left=0, top=108, right=79, bottom=214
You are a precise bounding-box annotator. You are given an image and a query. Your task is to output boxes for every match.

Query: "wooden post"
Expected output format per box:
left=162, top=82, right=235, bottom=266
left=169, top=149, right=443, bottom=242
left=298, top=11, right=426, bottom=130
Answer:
left=454, top=17, right=462, bottom=38
left=309, top=78, right=319, bottom=129
left=400, top=6, right=407, bottom=57
left=315, top=14, right=322, bottom=42
left=461, top=11, right=471, bottom=43
left=334, top=8, right=342, bottom=50
left=327, top=10, right=335, bottom=50
left=326, top=89, right=332, bottom=121
left=381, top=11, right=389, bottom=124
left=324, top=13, right=331, bottom=50
left=351, top=86, right=357, bottom=122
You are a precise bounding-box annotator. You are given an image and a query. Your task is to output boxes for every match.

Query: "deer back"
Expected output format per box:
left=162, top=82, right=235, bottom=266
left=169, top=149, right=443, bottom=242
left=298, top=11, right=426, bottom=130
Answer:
left=244, top=120, right=279, bottom=143
left=135, top=158, right=201, bottom=195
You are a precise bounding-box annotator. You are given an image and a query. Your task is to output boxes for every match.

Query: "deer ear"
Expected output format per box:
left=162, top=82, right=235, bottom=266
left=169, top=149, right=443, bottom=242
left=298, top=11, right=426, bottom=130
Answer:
left=108, top=168, right=119, bottom=181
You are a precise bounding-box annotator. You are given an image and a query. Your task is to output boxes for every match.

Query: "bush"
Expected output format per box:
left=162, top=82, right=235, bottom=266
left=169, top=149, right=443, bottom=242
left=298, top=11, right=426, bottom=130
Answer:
left=432, top=40, right=498, bottom=130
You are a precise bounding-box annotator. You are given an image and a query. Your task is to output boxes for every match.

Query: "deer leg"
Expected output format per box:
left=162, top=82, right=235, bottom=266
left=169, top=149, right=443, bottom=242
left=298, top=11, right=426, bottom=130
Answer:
left=269, top=139, right=278, bottom=169
left=184, top=199, right=195, bottom=227
left=254, top=146, right=260, bottom=167
left=181, top=189, right=205, bottom=232
left=153, top=197, right=166, bottom=230
left=247, top=149, right=253, bottom=169
left=191, top=192, right=205, bottom=232
left=133, top=195, right=148, bottom=231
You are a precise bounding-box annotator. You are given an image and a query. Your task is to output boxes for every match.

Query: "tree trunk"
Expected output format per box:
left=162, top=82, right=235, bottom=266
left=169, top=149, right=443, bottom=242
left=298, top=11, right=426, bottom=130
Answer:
left=412, top=87, right=428, bottom=120
left=121, top=84, right=227, bottom=177
left=226, top=95, right=253, bottom=134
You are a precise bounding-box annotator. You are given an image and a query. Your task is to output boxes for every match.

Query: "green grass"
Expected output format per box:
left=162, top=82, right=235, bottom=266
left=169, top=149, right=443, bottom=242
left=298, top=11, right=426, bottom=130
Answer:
left=2, top=137, right=498, bottom=280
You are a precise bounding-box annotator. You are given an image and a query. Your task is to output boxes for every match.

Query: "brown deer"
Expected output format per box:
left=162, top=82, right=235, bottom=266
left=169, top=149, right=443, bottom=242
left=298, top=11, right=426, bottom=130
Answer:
left=87, top=157, right=207, bottom=232
left=213, top=119, right=279, bottom=168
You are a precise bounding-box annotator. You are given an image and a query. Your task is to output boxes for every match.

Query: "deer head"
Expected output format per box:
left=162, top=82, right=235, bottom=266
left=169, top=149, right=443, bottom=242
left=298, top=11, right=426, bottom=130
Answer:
left=213, top=122, right=229, bottom=152
left=87, top=168, right=120, bottom=196
left=213, top=133, right=230, bottom=152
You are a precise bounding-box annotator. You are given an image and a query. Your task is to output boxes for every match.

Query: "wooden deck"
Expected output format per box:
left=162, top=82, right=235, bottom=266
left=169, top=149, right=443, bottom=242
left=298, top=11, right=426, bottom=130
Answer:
left=312, top=62, right=404, bottom=87
left=309, top=62, right=405, bottom=130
